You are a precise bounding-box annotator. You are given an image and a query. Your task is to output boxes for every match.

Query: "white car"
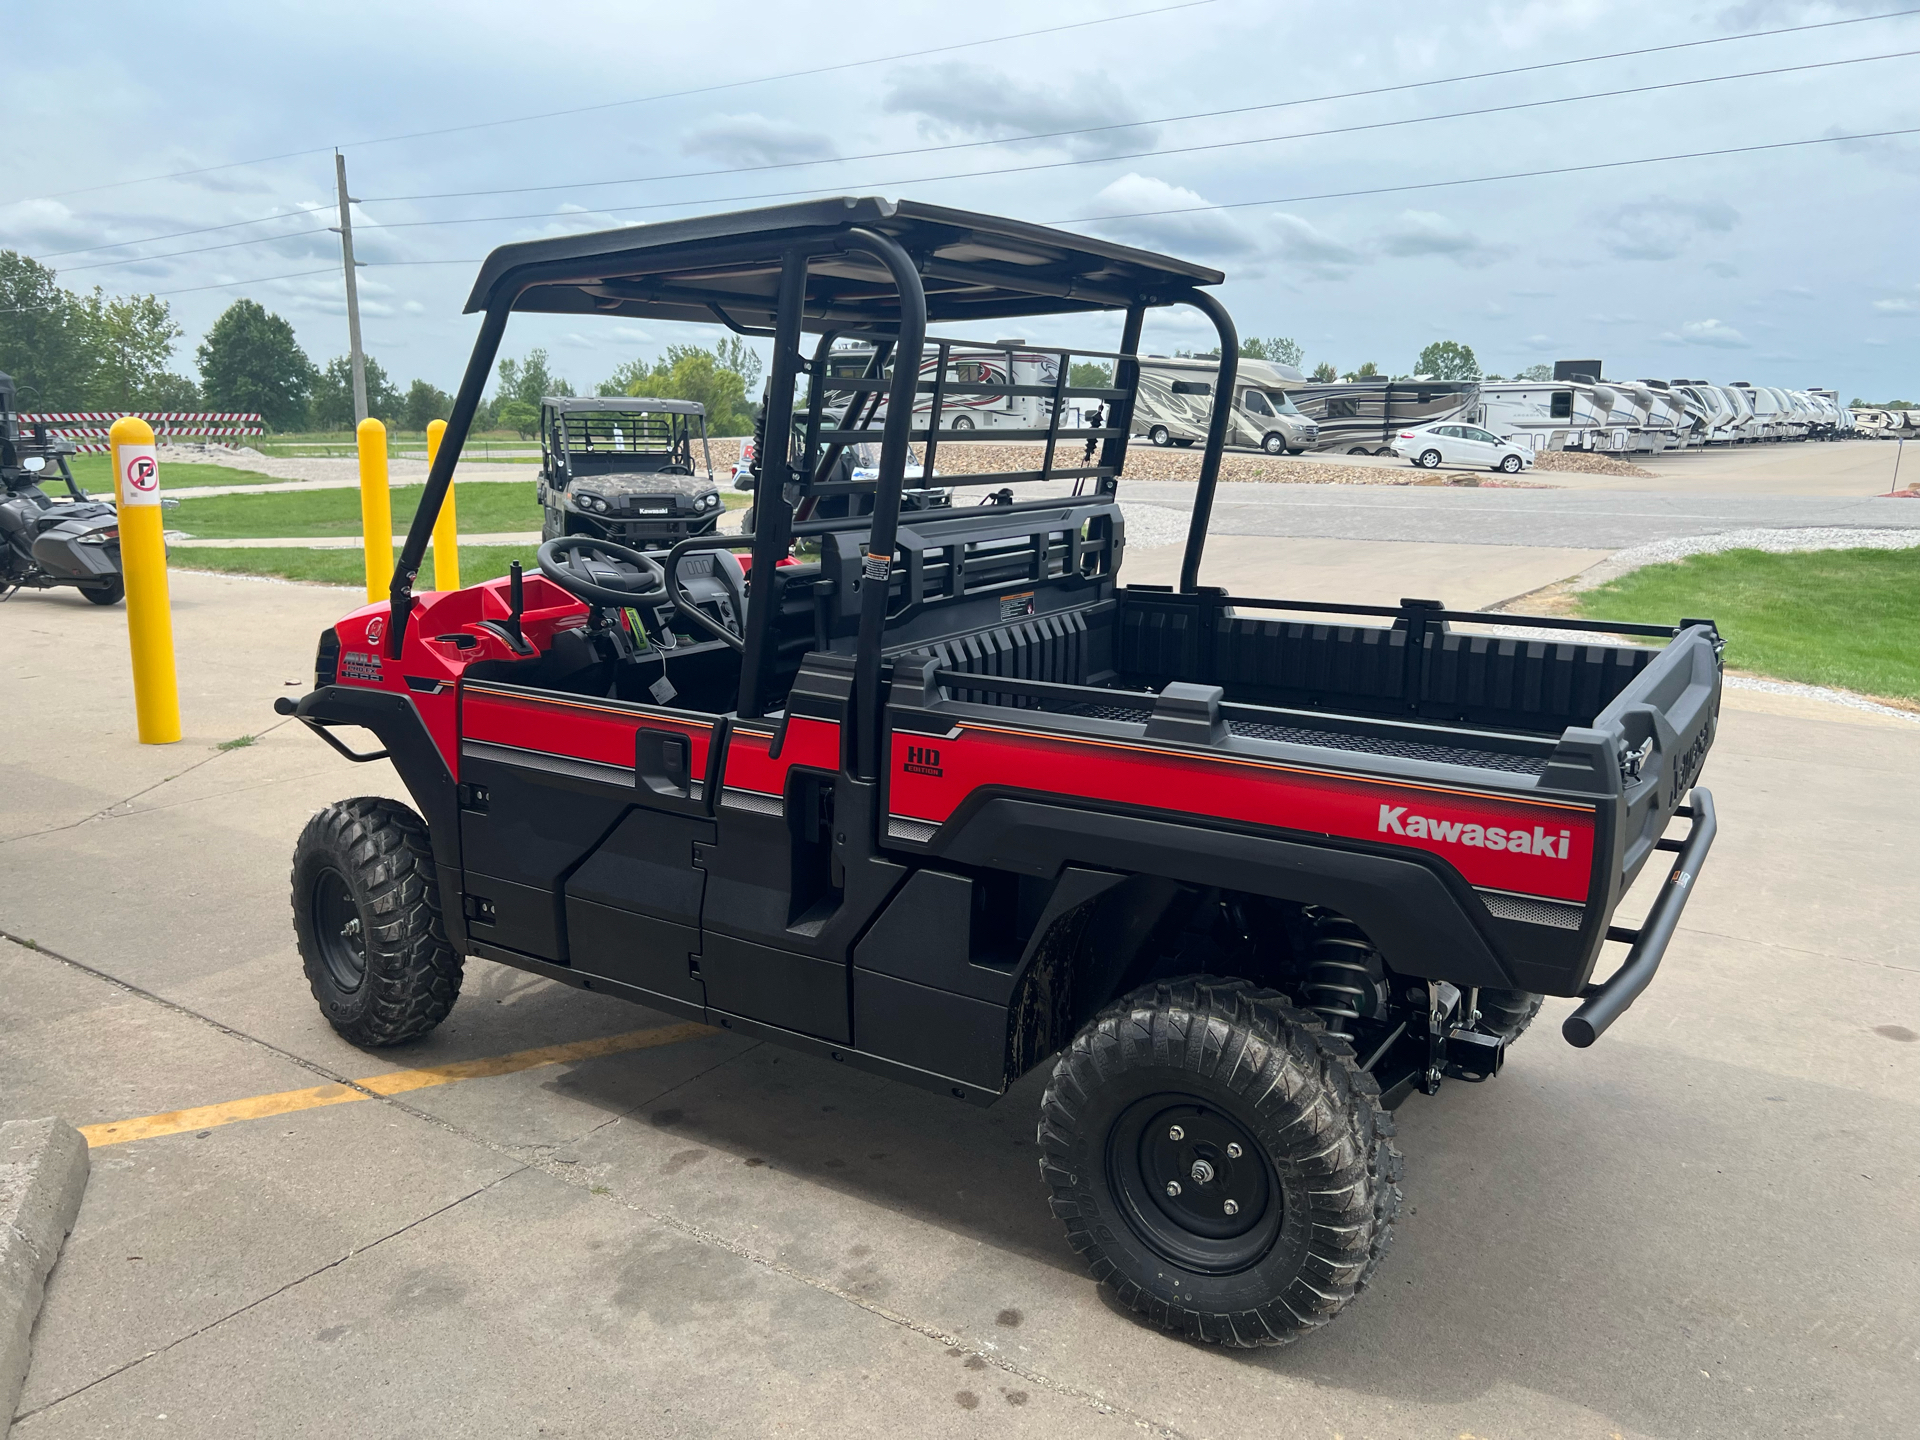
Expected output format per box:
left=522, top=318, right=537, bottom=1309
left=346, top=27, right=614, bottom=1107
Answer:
left=1389, top=423, right=1534, bottom=474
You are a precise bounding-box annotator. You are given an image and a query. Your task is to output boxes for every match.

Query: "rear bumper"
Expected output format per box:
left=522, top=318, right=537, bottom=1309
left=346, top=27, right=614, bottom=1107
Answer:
left=1563, top=790, right=1716, bottom=1046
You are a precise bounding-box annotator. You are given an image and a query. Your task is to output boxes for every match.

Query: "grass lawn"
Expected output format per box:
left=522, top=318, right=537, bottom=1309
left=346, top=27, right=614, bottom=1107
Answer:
left=170, top=482, right=544, bottom=538
left=1575, top=546, right=1919, bottom=701
left=168, top=481, right=747, bottom=539
left=63, top=452, right=280, bottom=491
left=173, top=545, right=538, bottom=589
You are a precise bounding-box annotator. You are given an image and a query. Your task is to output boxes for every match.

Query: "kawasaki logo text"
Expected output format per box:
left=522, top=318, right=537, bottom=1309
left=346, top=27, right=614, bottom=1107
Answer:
left=1378, top=805, right=1571, bottom=859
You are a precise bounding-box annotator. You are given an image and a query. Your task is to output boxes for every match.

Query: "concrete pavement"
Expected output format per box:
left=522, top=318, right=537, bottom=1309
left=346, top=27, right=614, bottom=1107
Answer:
left=4, top=559, right=1917, bottom=1438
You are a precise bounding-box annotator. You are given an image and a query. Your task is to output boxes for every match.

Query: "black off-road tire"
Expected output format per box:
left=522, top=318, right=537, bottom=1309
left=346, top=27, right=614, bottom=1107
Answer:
left=1038, top=978, right=1402, bottom=1348
left=291, top=797, right=463, bottom=1047
left=1476, top=987, right=1544, bottom=1042
left=81, top=577, right=124, bottom=605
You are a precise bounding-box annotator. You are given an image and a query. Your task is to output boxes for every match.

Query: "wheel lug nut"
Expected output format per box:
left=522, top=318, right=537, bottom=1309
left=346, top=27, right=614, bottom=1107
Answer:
left=1223, top=1199, right=1240, bottom=1216
left=1167, top=1125, right=1184, bottom=1141
left=1165, top=1180, right=1182, bottom=1197
left=1226, top=1143, right=1242, bottom=1159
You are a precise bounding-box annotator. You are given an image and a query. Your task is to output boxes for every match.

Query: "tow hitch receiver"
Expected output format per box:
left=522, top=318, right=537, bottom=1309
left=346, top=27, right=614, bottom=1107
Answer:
left=1444, top=1027, right=1506, bottom=1081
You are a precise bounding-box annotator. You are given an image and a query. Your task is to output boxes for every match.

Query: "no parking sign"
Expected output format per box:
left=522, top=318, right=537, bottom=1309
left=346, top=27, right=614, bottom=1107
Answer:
left=117, top=443, right=160, bottom=505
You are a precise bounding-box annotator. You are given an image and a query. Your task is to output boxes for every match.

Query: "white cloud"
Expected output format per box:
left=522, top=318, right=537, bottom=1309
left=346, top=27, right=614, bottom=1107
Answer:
left=882, top=63, right=1158, bottom=157
left=681, top=113, right=836, bottom=168
left=1374, top=210, right=1513, bottom=268
left=1083, top=174, right=1263, bottom=260
left=1872, top=298, right=1919, bottom=315
left=1662, top=318, right=1750, bottom=349
left=1598, top=197, right=1738, bottom=262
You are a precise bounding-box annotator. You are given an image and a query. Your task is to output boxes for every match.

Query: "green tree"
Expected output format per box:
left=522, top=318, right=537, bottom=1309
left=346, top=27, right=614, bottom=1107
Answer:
left=197, top=299, right=315, bottom=430
left=1240, top=336, right=1304, bottom=367
left=1518, top=363, right=1553, bottom=381
left=712, top=335, right=763, bottom=394
left=597, top=343, right=756, bottom=434
left=308, top=354, right=401, bottom=430
left=1342, top=361, right=1380, bottom=381
left=80, top=290, right=183, bottom=410
left=401, top=378, right=452, bottom=433
left=495, top=398, right=540, bottom=438
left=1310, top=361, right=1338, bottom=382
left=138, top=372, right=202, bottom=409
left=1414, top=340, right=1480, bottom=381
left=1069, top=359, right=1113, bottom=389
left=0, top=252, right=98, bottom=407
left=494, top=348, right=570, bottom=411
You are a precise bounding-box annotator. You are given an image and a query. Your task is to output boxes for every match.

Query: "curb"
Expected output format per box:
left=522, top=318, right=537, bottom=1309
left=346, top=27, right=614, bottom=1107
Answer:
left=1, top=1119, right=90, bottom=1439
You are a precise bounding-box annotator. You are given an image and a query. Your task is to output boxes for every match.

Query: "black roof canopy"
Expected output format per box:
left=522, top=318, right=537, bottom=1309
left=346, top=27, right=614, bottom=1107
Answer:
left=463, top=197, right=1224, bottom=331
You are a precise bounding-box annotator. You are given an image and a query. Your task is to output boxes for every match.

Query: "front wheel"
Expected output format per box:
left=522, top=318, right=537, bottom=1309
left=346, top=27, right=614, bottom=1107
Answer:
left=1148, top=425, right=1171, bottom=447
left=1262, top=432, right=1286, bottom=455
left=1038, top=979, right=1401, bottom=1347
left=1500, top=454, right=1524, bottom=474
left=949, top=415, right=975, bottom=432
left=291, top=797, right=463, bottom=1047
left=1417, top=449, right=1443, bottom=469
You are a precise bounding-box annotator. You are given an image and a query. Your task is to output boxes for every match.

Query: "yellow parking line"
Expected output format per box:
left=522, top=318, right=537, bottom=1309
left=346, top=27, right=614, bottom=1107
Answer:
left=80, top=1021, right=715, bottom=1148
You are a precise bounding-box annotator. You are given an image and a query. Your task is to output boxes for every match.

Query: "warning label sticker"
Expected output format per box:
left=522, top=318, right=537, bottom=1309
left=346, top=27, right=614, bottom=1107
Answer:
left=118, top=444, right=160, bottom=506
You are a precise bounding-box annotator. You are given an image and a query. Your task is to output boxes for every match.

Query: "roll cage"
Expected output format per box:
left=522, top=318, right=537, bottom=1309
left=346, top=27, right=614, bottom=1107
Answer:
left=384, top=197, right=1242, bottom=772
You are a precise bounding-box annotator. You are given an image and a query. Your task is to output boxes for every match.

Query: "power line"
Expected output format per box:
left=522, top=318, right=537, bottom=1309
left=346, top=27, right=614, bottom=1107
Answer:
left=34, top=5, right=1920, bottom=264
left=360, top=5, right=1920, bottom=206
left=61, top=125, right=1920, bottom=306
left=0, top=0, right=1215, bottom=208
left=46, top=45, right=1915, bottom=276
left=1051, top=126, right=1920, bottom=226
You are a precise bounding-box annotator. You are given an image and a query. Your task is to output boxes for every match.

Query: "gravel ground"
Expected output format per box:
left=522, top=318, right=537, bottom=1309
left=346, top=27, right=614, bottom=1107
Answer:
left=1531, top=451, right=1658, bottom=478
left=1571, top=525, right=1920, bottom=589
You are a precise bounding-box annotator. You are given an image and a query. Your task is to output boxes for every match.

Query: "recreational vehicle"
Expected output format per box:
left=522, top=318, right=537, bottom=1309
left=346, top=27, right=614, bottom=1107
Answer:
left=1290, top=378, right=1478, bottom=454
left=1471, top=381, right=1613, bottom=452
left=829, top=339, right=1063, bottom=433
left=1132, top=356, right=1318, bottom=453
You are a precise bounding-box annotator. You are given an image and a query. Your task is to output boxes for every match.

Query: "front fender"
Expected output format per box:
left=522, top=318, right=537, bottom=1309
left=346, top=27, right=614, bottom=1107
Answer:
left=288, top=685, right=467, bottom=949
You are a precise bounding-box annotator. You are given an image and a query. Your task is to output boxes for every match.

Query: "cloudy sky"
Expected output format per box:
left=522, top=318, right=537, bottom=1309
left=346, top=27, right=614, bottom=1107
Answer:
left=6, top=0, right=1917, bottom=401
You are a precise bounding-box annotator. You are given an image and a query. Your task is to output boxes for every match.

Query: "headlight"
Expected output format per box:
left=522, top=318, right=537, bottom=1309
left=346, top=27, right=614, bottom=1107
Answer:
left=575, top=492, right=605, bottom=512
left=699, top=493, right=719, bottom=509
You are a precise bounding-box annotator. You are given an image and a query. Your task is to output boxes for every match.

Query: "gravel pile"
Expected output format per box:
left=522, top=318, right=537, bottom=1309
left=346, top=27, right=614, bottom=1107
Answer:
left=1572, top=526, right=1920, bottom=589
left=1531, top=451, right=1657, bottom=478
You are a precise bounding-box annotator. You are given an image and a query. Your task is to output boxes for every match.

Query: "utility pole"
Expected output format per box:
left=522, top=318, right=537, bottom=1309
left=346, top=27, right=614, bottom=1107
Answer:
left=332, top=151, right=369, bottom=425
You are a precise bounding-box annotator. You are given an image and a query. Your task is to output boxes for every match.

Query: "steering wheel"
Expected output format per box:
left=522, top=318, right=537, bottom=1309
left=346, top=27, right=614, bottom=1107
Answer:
left=535, top=536, right=668, bottom=606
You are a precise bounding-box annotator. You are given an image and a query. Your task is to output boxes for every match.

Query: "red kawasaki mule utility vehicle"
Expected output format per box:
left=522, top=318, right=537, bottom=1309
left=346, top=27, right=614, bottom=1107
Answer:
left=279, top=199, right=1720, bottom=1347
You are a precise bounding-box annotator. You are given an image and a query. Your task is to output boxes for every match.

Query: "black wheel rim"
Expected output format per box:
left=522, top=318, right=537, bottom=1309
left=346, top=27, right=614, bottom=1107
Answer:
left=1106, top=1095, right=1281, bottom=1274
left=311, top=867, right=368, bottom=993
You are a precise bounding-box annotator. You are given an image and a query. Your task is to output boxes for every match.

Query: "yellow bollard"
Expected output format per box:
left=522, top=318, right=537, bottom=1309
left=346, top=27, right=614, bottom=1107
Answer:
left=356, top=417, right=391, bottom=604
left=427, top=418, right=459, bottom=591
left=109, top=416, right=180, bottom=744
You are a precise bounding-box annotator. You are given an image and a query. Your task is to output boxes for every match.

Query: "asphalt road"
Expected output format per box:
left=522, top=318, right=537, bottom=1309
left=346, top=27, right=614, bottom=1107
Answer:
left=4, top=564, right=1916, bottom=1440
left=1125, top=479, right=1920, bottom=550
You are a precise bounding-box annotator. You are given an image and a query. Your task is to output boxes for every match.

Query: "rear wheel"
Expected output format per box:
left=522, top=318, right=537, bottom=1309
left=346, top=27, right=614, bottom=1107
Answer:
left=1039, top=978, right=1401, bottom=1347
left=81, top=577, right=124, bottom=605
left=291, top=797, right=462, bottom=1047
left=1148, top=425, right=1171, bottom=446
left=950, top=415, right=975, bottom=432
left=1417, top=449, right=1443, bottom=469
left=1346, top=446, right=1370, bottom=456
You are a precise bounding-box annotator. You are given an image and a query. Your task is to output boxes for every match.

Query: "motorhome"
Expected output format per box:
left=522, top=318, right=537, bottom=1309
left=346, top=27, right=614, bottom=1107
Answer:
left=1290, top=378, right=1478, bottom=454
left=1732, top=382, right=1786, bottom=440
left=1132, top=356, right=1318, bottom=453
left=832, top=339, right=1063, bottom=433
left=1640, top=380, right=1709, bottom=447
left=1471, top=381, right=1612, bottom=452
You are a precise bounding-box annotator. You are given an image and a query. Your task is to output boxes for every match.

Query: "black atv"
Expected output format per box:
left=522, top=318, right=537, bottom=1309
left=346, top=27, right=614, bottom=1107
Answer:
left=0, top=372, right=124, bottom=605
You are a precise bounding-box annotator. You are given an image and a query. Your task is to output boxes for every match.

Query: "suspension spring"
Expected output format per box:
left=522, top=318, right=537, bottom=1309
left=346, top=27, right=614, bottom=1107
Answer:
left=1303, top=914, right=1378, bottom=1039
